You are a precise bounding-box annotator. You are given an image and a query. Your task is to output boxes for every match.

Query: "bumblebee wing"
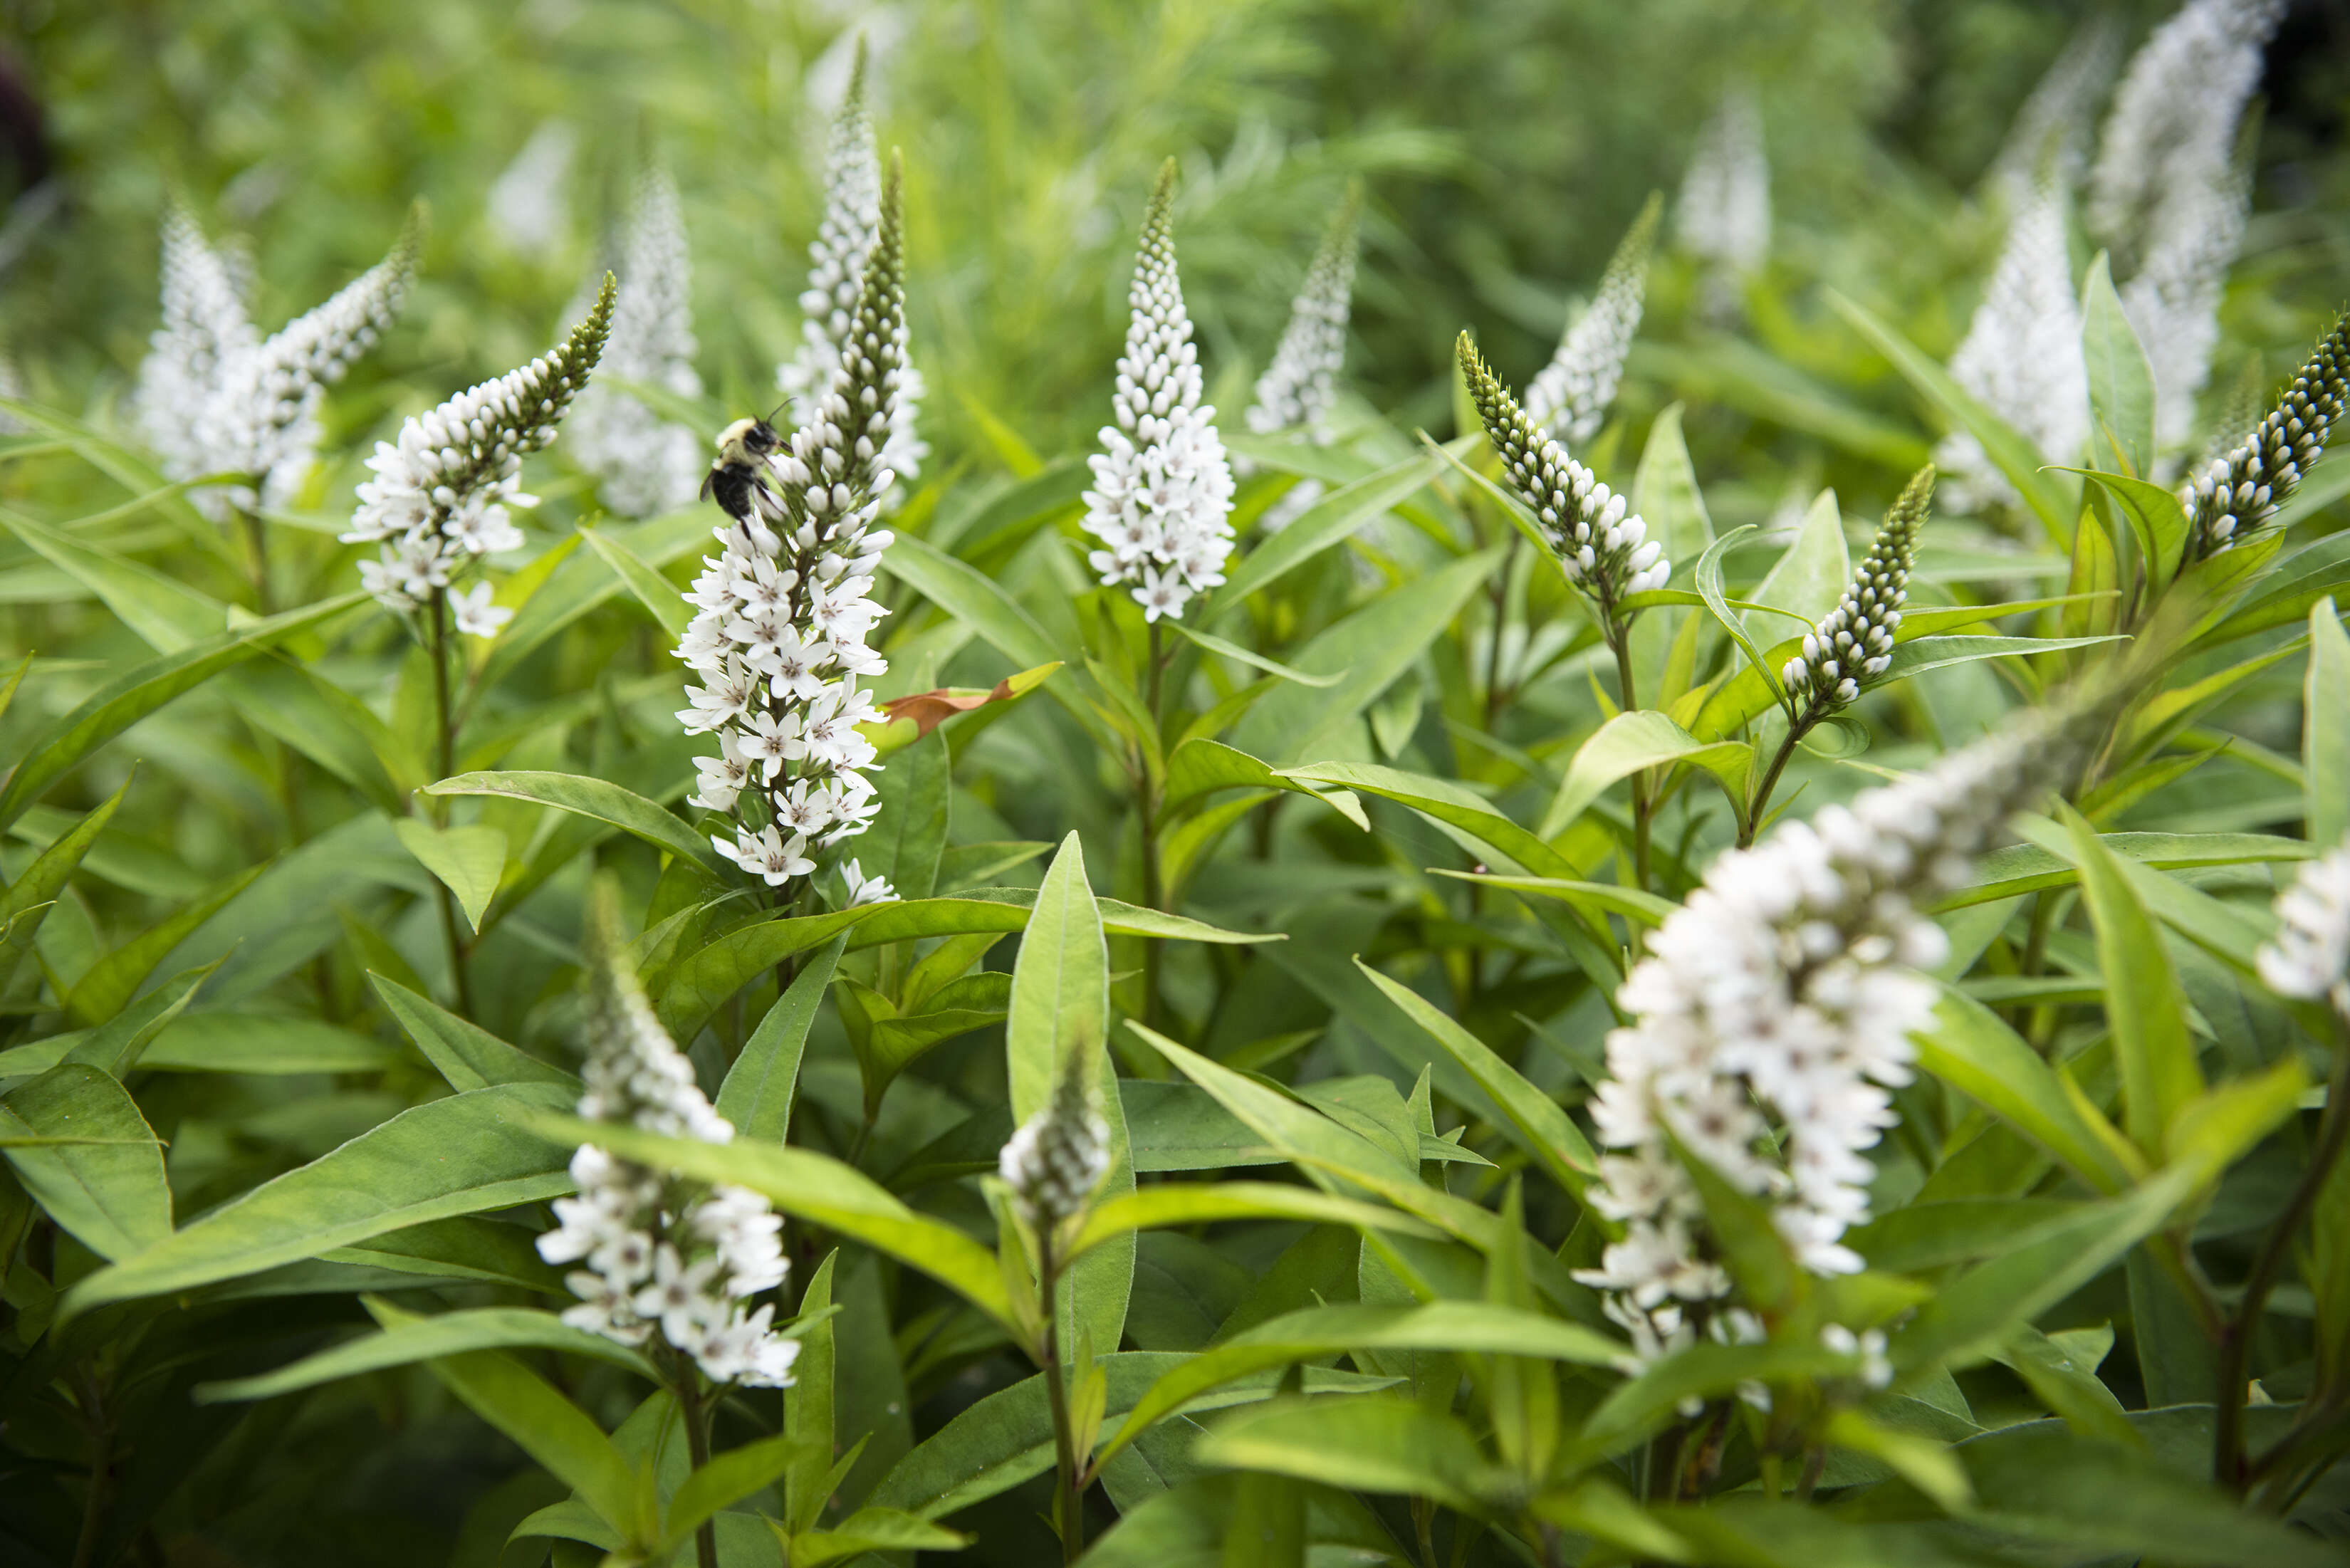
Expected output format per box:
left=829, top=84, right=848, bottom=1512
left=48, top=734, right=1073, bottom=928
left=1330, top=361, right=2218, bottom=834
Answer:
left=699, top=469, right=716, bottom=502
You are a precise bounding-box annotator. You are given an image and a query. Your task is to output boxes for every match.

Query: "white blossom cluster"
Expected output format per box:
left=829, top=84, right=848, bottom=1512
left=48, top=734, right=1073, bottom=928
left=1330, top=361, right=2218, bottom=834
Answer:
left=999, top=1068, right=1111, bottom=1232
left=1080, top=164, right=1237, bottom=623
left=1675, top=88, right=1770, bottom=317
left=1525, top=196, right=1659, bottom=449
left=340, top=277, right=615, bottom=637
left=1784, top=469, right=1931, bottom=712
left=486, top=122, right=577, bottom=257
left=680, top=164, right=910, bottom=894
left=1242, top=196, right=1358, bottom=534
left=2086, top=0, right=2282, bottom=266
left=1936, top=175, right=2089, bottom=515
left=2258, top=839, right=2350, bottom=1016
left=567, top=169, right=706, bottom=518
left=1459, top=334, right=1668, bottom=621
left=538, top=897, right=798, bottom=1388
left=2181, top=314, right=2349, bottom=563
left=1984, top=17, right=2121, bottom=200
left=2089, top=0, right=2285, bottom=460
left=776, top=50, right=927, bottom=507
left=1573, top=710, right=2084, bottom=1365
left=135, top=202, right=417, bottom=517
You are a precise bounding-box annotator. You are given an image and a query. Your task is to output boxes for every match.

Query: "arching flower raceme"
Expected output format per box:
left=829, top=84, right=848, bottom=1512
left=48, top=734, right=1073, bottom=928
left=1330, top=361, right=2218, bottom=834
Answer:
left=1526, top=194, right=1659, bottom=449
left=1575, top=706, right=2096, bottom=1364
left=486, top=121, right=578, bottom=257
left=1936, top=176, right=2089, bottom=515
left=2258, top=838, right=2350, bottom=1017
left=341, top=276, right=615, bottom=633
left=568, top=167, right=706, bottom=518
left=1243, top=191, right=1358, bottom=534
left=538, top=885, right=799, bottom=1388
left=1459, top=333, right=1668, bottom=629
left=776, top=43, right=926, bottom=507
left=1080, top=160, right=1237, bottom=623
left=1984, top=16, right=2122, bottom=200
left=2124, top=161, right=2251, bottom=461
left=1675, top=87, right=1770, bottom=318
left=2180, top=314, right=2350, bottom=564
left=1784, top=467, right=1931, bottom=715
left=2085, top=0, right=2282, bottom=268
left=680, top=158, right=909, bottom=899
left=1000, top=1062, right=1112, bottom=1233
left=136, top=201, right=420, bottom=517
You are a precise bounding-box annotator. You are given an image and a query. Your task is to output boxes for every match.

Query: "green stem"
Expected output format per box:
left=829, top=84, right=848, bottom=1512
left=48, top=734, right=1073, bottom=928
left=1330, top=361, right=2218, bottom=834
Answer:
left=2218, top=1030, right=2350, bottom=1491
left=1483, top=536, right=1518, bottom=728
left=1741, top=709, right=1817, bottom=849
left=1139, top=621, right=1168, bottom=1031
left=674, top=1365, right=720, bottom=1568
left=238, top=504, right=273, bottom=614
left=1037, top=1233, right=1085, bottom=1562
left=1608, top=628, right=1653, bottom=894
left=69, top=1367, right=109, bottom=1568
left=425, top=588, right=477, bottom=1018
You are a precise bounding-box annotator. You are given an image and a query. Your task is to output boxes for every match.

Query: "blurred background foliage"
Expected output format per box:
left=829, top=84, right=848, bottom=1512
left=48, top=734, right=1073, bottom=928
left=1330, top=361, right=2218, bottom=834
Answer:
left=6, top=0, right=2345, bottom=487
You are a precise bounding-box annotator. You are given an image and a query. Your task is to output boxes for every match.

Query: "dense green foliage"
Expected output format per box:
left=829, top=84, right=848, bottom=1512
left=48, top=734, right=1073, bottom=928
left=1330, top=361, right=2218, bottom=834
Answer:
left=5, top=1, right=2350, bottom=1565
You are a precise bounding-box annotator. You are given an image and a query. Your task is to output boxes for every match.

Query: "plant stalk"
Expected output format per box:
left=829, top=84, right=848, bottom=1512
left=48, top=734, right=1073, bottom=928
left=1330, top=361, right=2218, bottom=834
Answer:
left=1139, top=620, right=1168, bottom=1030
left=2218, top=1029, right=2350, bottom=1491
left=1609, top=627, right=1653, bottom=893
left=425, top=587, right=477, bottom=1018
left=1036, top=1231, right=1085, bottom=1562
left=1741, top=709, right=1815, bottom=849
left=674, top=1364, right=721, bottom=1568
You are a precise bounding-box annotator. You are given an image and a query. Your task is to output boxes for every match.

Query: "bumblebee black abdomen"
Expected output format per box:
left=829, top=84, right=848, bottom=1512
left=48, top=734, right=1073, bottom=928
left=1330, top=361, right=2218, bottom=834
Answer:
left=706, top=464, right=763, bottom=524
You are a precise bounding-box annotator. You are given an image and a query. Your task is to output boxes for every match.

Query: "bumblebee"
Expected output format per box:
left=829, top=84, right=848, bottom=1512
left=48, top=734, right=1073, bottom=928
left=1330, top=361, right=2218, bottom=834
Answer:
left=701, top=413, right=785, bottom=526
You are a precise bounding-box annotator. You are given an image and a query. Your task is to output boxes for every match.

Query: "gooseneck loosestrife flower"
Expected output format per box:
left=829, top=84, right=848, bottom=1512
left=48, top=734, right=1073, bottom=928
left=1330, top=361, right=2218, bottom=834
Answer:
left=1984, top=16, right=2121, bottom=199
left=999, top=1062, right=1112, bottom=1234
left=1576, top=705, right=2098, bottom=1369
left=2259, top=839, right=2350, bottom=1018
left=539, top=884, right=798, bottom=1389
left=1675, top=87, right=1770, bottom=318
left=1080, top=160, right=1238, bottom=624
left=1525, top=194, right=1660, bottom=449
left=679, top=157, right=909, bottom=897
left=2089, top=0, right=2285, bottom=459
left=1242, top=191, right=1359, bottom=534
left=2180, top=313, right=2350, bottom=565
left=568, top=167, right=706, bottom=518
left=343, top=277, right=615, bottom=637
left=1936, top=175, right=2089, bottom=515
left=776, top=43, right=926, bottom=505
left=1459, top=333, right=1669, bottom=641
left=137, top=200, right=421, bottom=518
left=1782, top=468, right=1930, bottom=716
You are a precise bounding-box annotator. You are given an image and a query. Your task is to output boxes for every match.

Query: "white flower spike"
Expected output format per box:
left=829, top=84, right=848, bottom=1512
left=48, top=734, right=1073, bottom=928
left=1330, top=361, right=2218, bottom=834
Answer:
left=568, top=167, right=706, bottom=518
left=1526, top=193, right=1659, bottom=449
left=1080, top=159, right=1237, bottom=624
left=1243, top=188, right=1359, bottom=533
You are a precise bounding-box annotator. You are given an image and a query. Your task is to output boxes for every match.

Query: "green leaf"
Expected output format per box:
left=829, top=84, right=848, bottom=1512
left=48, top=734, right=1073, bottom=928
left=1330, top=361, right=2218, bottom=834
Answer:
left=224, top=659, right=417, bottom=817
left=785, top=1251, right=838, bottom=1534
left=63, top=961, right=217, bottom=1077
left=0, top=591, right=367, bottom=830
left=1166, top=620, right=1341, bottom=686
left=862, top=731, right=949, bottom=901
left=61, top=862, right=261, bottom=1028
left=1278, top=761, right=1574, bottom=879
left=391, top=1305, right=647, bottom=1545
left=526, top=1114, right=1022, bottom=1335
left=370, top=974, right=578, bottom=1092
left=1892, top=1166, right=2200, bottom=1371
left=1753, top=488, right=1852, bottom=625
left=0, top=506, right=224, bottom=652
left=1092, top=1300, right=1619, bottom=1475
left=1065, top=1182, right=1438, bottom=1263
left=665, top=1433, right=816, bottom=1552
left=578, top=524, right=689, bottom=637
left=1692, top=523, right=1791, bottom=714
left=884, top=533, right=1065, bottom=672
left=1161, top=738, right=1369, bottom=828
left=715, top=936, right=842, bottom=1146
left=1829, top=291, right=2075, bottom=547
left=2071, top=469, right=2192, bottom=598
left=0, top=776, right=131, bottom=994
left=59, top=1083, right=575, bottom=1322
left=2307, top=597, right=2350, bottom=848
left=422, top=770, right=714, bottom=869
left=1914, top=987, right=2132, bottom=1193
left=1192, top=1397, right=1510, bottom=1515
left=2059, top=803, right=2203, bottom=1154
left=784, top=1508, right=971, bottom=1565
left=0, top=1064, right=171, bottom=1260
left=1823, top=1407, right=1972, bottom=1512
left=392, top=818, right=507, bottom=934
left=1988, top=1326, right=2140, bottom=1448
left=2079, top=253, right=2157, bottom=481
left=1629, top=402, right=1714, bottom=568
left=1231, top=549, right=1500, bottom=766
left=1878, top=633, right=2121, bottom=683
left=1352, top=959, right=1594, bottom=1196
left=1205, top=451, right=1443, bottom=613
left=196, top=1305, right=656, bottom=1401
left=1935, top=831, right=2312, bottom=911
left=1540, top=711, right=1750, bottom=840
